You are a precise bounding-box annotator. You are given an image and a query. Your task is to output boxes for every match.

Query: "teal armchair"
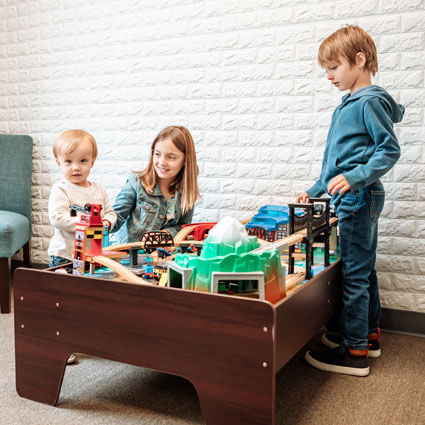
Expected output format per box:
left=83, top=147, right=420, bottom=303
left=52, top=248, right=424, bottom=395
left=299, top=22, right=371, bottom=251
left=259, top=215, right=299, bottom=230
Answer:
left=0, top=135, right=33, bottom=313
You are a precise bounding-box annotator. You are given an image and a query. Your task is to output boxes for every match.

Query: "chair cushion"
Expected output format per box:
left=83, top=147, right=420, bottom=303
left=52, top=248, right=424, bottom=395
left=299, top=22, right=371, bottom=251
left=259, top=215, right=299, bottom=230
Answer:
left=0, top=210, right=31, bottom=258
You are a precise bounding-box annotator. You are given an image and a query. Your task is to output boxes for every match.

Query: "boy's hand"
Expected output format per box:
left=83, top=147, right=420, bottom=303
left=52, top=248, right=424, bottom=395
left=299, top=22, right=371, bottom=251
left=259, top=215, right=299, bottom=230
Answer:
left=328, top=174, right=350, bottom=195
left=296, top=191, right=310, bottom=203
left=102, top=219, right=111, bottom=229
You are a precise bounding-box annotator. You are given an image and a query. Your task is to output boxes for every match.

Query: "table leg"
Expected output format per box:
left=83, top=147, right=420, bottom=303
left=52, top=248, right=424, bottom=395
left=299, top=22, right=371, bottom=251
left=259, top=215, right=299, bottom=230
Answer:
left=193, top=372, right=275, bottom=425
left=15, top=336, right=68, bottom=405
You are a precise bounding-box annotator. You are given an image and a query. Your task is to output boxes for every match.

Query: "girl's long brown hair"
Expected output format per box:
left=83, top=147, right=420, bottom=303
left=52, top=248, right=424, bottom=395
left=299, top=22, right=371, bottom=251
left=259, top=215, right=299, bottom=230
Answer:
left=138, top=126, right=200, bottom=214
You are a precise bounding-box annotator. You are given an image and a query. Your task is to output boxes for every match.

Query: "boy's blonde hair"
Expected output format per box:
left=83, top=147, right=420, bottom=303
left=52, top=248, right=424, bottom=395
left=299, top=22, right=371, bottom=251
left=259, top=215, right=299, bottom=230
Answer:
left=138, top=126, right=200, bottom=215
left=318, top=25, right=378, bottom=76
left=53, top=129, right=98, bottom=159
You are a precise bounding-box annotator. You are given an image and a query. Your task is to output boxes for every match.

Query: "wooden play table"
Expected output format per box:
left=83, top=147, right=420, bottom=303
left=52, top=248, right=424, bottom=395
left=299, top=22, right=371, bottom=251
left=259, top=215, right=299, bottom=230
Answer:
left=14, top=259, right=341, bottom=425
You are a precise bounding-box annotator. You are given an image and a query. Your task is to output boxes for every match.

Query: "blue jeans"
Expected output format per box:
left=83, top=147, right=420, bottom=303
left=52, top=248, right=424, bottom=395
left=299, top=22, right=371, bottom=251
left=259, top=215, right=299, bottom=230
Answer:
left=335, top=182, right=385, bottom=349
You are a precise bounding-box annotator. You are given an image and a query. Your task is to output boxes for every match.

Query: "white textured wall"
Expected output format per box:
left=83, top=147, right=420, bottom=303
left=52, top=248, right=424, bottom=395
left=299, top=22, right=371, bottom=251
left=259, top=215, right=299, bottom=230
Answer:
left=1, top=0, right=424, bottom=312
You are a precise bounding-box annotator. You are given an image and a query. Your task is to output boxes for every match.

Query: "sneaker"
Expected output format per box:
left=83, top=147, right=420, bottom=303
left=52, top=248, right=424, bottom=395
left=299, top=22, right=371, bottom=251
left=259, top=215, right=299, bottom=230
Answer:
left=321, top=333, right=343, bottom=349
left=321, top=319, right=340, bottom=335
left=367, top=331, right=381, bottom=358
left=66, top=354, right=77, bottom=365
left=305, top=346, right=369, bottom=377
left=321, top=332, right=381, bottom=358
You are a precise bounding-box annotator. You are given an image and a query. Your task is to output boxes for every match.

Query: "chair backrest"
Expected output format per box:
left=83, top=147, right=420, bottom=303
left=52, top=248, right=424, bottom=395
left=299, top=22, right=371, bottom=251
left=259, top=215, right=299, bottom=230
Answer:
left=0, top=135, right=33, bottom=222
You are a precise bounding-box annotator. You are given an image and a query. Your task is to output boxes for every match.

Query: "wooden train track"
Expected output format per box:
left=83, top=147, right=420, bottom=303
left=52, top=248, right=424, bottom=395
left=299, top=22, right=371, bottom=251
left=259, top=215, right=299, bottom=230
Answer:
left=89, top=255, right=151, bottom=285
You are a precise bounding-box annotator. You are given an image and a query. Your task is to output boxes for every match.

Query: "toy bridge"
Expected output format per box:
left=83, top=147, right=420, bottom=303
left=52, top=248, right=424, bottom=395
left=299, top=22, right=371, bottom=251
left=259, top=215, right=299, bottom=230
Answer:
left=140, top=231, right=174, bottom=253
left=254, top=198, right=338, bottom=287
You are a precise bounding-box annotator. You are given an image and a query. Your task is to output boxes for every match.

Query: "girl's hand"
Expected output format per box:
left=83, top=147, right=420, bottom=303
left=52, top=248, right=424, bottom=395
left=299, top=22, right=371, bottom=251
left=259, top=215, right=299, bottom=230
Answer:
left=296, top=191, right=310, bottom=203
left=328, top=174, right=350, bottom=196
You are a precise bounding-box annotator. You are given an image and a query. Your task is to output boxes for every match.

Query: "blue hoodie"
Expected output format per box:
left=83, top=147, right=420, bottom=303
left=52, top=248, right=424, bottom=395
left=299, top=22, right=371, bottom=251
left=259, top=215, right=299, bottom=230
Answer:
left=307, top=85, right=404, bottom=204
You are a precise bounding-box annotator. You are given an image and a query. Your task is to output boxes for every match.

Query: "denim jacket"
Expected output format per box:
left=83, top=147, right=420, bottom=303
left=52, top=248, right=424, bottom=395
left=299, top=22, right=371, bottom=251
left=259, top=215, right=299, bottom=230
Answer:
left=111, top=174, right=194, bottom=243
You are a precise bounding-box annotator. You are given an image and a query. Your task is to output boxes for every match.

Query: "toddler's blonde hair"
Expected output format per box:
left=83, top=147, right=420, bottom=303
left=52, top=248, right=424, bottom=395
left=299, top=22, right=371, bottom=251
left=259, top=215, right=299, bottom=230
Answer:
left=53, top=129, right=98, bottom=160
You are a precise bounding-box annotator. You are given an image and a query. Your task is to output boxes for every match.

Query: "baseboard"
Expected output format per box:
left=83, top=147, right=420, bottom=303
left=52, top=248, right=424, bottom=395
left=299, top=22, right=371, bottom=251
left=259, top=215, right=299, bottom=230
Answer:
left=381, top=308, right=425, bottom=337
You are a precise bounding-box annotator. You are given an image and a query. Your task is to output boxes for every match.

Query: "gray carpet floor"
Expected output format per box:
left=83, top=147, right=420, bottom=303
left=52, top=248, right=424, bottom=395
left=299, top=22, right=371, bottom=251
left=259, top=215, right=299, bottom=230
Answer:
left=1, top=312, right=424, bottom=425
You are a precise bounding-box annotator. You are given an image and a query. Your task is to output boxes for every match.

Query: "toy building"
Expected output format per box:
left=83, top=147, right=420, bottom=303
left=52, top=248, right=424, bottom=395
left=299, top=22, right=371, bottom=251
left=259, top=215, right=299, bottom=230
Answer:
left=72, top=204, right=104, bottom=276
left=245, top=205, right=303, bottom=242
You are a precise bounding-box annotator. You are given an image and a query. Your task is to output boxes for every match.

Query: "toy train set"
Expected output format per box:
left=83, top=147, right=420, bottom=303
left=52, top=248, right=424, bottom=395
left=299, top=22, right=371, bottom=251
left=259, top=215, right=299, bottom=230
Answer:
left=61, top=198, right=338, bottom=303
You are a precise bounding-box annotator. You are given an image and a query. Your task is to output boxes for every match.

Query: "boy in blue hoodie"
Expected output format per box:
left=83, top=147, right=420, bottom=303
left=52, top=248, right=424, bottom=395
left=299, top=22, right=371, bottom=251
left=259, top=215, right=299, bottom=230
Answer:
left=296, top=25, right=404, bottom=376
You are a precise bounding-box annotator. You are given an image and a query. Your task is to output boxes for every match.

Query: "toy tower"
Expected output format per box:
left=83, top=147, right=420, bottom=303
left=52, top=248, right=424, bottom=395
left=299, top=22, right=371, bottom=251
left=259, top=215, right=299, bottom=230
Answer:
left=72, top=204, right=104, bottom=276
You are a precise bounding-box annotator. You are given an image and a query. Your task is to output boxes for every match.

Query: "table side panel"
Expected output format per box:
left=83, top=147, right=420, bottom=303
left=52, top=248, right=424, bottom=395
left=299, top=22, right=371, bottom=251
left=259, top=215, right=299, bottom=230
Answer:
left=14, top=268, right=276, bottom=425
left=274, top=260, right=342, bottom=371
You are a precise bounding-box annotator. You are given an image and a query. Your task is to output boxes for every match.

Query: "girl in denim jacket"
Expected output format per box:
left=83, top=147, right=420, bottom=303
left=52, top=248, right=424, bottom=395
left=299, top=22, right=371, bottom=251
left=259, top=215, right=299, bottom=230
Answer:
left=112, top=126, right=200, bottom=243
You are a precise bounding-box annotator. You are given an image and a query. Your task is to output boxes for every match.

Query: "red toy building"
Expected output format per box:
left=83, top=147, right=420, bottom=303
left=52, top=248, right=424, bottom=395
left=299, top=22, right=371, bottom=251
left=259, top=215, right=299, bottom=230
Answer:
left=72, top=204, right=104, bottom=276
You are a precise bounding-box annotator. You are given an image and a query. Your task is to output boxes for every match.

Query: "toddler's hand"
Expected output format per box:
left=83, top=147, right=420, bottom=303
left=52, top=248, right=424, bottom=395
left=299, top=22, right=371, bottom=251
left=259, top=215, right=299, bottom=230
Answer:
left=296, top=191, right=310, bottom=203
left=327, top=174, right=350, bottom=196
